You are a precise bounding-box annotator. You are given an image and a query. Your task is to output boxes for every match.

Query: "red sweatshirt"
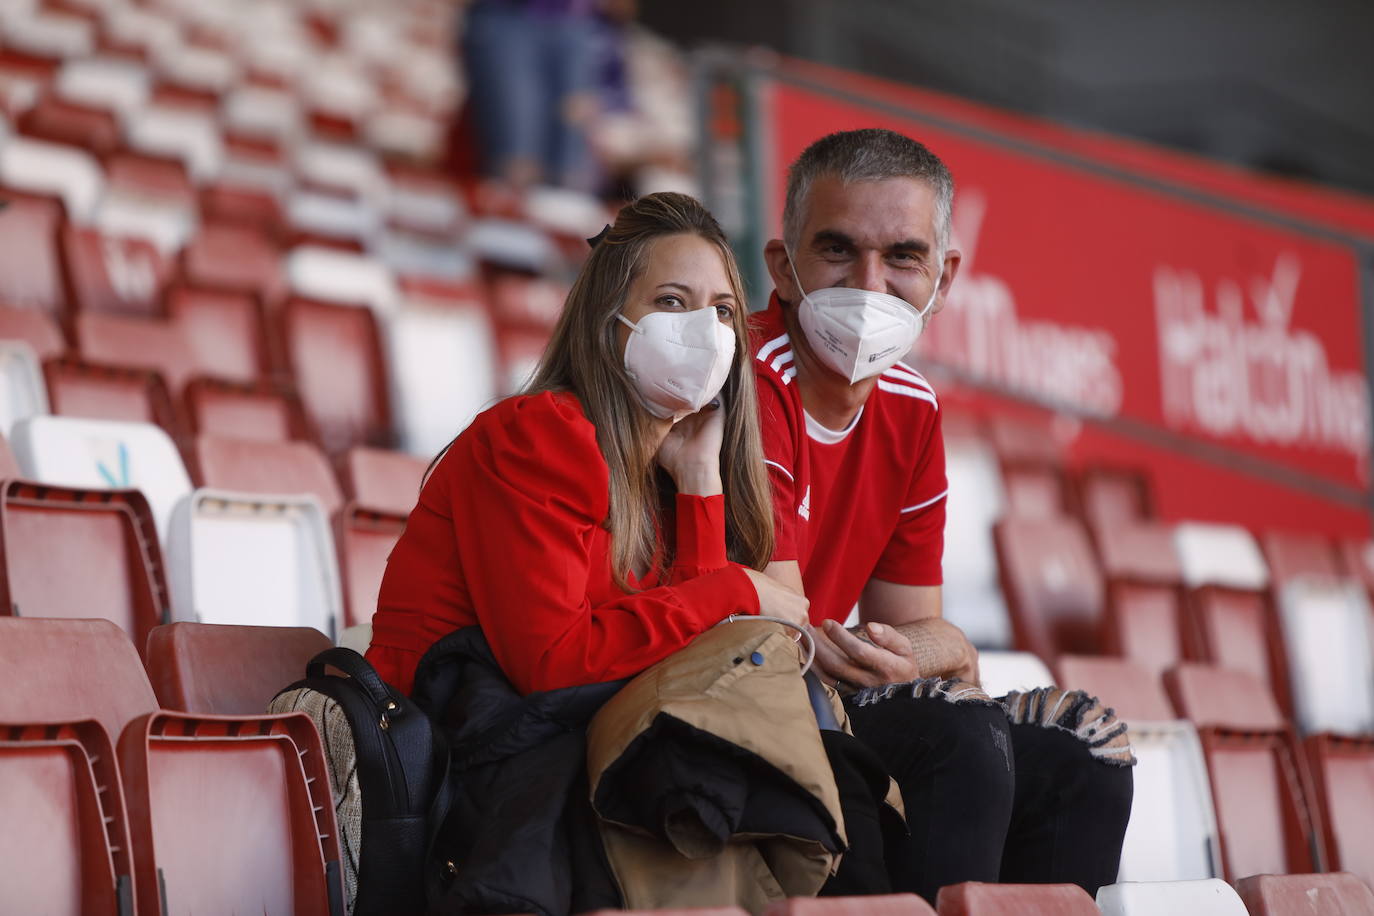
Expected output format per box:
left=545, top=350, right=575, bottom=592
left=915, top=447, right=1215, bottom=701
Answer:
left=365, top=390, right=760, bottom=695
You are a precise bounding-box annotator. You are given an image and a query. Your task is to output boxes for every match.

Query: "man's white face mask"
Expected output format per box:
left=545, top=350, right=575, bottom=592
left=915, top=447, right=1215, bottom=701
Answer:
left=618, top=306, right=736, bottom=422
left=788, top=250, right=940, bottom=384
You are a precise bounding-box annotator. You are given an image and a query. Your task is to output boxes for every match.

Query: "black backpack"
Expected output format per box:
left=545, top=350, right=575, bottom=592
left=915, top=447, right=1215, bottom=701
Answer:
left=272, top=647, right=453, bottom=916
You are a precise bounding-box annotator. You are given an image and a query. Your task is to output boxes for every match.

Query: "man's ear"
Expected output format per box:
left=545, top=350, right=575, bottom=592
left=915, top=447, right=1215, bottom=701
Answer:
left=929, top=248, right=962, bottom=317
left=763, top=239, right=800, bottom=304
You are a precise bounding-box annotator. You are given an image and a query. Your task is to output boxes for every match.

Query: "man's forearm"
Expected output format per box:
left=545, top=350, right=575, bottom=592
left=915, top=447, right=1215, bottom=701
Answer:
left=891, top=617, right=978, bottom=683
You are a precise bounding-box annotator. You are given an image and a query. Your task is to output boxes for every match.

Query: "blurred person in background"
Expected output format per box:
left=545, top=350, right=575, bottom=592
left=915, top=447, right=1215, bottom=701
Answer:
left=753, top=128, right=1135, bottom=903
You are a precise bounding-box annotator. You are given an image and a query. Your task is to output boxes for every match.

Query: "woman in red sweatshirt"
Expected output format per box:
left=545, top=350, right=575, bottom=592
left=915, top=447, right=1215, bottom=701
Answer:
left=366, top=192, right=810, bottom=695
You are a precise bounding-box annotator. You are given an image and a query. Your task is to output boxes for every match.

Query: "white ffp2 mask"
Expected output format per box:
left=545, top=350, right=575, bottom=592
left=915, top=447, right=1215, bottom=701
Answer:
left=618, top=307, right=736, bottom=422
left=789, top=253, right=940, bottom=384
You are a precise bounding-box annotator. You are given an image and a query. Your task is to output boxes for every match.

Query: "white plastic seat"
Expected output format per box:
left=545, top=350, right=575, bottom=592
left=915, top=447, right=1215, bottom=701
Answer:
left=92, top=193, right=196, bottom=254
left=167, top=489, right=342, bottom=640
left=1117, top=720, right=1222, bottom=882
left=55, top=56, right=151, bottom=115
left=376, top=230, right=475, bottom=282
left=100, top=6, right=180, bottom=56
left=0, top=136, right=103, bottom=223
left=1277, top=579, right=1374, bottom=735
left=125, top=106, right=224, bottom=182
left=2, top=12, right=95, bottom=58
left=301, top=61, right=378, bottom=124
left=524, top=185, right=609, bottom=239
left=8, top=415, right=192, bottom=545
left=0, top=340, right=49, bottom=437
left=286, top=246, right=399, bottom=313
left=942, top=436, right=1012, bottom=648
left=465, top=218, right=559, bottom=274
left=977, top=651, right=1055, bottom=698
left=385, top=181, right=466, bottom=236
left=287, top=190, right=379, bottom=244
left=1097, top=878, right=1246, bottom=915
left=386, top=300, right=499, bottom=455
left=338, top=623, right=372, bottom=654
left=222, top=86, right=304, bottom=140
left=153, top=43, right=239, bottom=93
left=295, top=141, right=386, bottom=201
left=365, top=110, right=445, bottom=161
left=1174, top=522, right=1270, bottom=589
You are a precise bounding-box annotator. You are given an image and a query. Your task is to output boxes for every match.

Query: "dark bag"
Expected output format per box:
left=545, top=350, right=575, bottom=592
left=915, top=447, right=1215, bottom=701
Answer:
left=271, top=647, right=453, bottom=916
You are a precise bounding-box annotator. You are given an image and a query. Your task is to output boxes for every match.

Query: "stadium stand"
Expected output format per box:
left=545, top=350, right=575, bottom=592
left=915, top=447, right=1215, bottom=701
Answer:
left=993, top=514, right=1105, bottom=661
left=182, top=377, right=313, bottom=442
left=145, top=622, right=331, bottom=715
left=1305, top=734, right=1374, bottom=891
left=191, top=435, right=343, bottom=514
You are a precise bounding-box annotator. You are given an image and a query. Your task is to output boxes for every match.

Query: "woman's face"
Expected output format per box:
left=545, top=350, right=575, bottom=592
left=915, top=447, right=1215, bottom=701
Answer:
left=616, top=233, right=739, bottom=360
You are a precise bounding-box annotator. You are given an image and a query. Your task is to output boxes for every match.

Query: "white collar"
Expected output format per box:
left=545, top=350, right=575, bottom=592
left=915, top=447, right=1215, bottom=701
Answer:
left=804, top=405, right=864, bottom=445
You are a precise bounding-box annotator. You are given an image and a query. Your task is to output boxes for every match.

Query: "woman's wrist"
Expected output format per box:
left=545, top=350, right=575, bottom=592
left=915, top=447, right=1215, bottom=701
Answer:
left=672, top=463, right=723, bottom=496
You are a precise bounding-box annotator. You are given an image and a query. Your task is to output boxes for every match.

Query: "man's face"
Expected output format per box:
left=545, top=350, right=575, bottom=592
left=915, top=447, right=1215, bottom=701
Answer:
left=773, top=175, right=957, bottom=316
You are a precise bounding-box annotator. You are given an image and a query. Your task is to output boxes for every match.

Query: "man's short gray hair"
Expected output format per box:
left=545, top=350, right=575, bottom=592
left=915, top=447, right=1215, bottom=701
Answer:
left=782, top=128, right=954, bottom=255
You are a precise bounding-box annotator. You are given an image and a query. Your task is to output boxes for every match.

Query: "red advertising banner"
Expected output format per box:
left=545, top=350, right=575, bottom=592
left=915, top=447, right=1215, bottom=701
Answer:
left=765, top=74, right=1374, bottom=535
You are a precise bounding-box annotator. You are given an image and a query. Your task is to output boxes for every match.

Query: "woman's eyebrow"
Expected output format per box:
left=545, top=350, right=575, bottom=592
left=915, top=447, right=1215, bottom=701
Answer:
left=657, top=282, right=736, bottom=301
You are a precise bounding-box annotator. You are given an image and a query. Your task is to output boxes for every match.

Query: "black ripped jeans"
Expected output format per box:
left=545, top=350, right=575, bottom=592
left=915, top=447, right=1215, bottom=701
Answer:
left=821, top=691, right=1134, bottom=904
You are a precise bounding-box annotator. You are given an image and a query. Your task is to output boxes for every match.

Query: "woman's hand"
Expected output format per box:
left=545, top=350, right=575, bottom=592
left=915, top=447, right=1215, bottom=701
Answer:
left=656, top=399, right=725, bottom=496
left=742, top=568, right=811, bottom=630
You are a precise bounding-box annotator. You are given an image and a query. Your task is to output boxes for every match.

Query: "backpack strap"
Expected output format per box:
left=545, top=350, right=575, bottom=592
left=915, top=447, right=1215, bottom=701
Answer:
left=308, top=648, right=396, bottom=712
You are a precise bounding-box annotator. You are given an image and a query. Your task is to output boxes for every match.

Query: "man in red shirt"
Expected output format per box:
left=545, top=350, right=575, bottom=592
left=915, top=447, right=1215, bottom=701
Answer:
left=753, top=129, right=1133, bottom=901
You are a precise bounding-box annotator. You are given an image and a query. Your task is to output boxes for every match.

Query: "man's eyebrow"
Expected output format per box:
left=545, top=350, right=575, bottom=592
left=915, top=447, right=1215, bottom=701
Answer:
left=657, top=281, right=736, bottom=301
left=810, top=229, right=855, bottom=249
left=887, top=238, right=931, bottom=255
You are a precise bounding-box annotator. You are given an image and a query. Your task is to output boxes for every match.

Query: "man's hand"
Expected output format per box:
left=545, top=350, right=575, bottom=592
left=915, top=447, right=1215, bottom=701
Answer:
left=811, top=619, right=920, bottom=689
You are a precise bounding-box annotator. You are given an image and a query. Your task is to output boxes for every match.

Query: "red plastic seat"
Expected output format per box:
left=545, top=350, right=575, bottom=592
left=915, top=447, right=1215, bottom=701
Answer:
left=278, top=296, right=393, bottom=454
left=1185, top=586, right=1290, bottom=715
left=166, top=284, right=272, bottom=384
left=1000, top=464, right=1069, bottom=519
left=193, top=435, right=343, bottom=515
left=43, top=357, right=180, bottom=435
left=179, top=223, right=285, bottom=301
left=104, top=151, right=194, bottom=209
left=183, top=378, right=311, bottom=442
left=61, top=225, right=172, bottom=317
left=1261, top=530, right=1343, bottom=585
left=488, top=271, right=567, bottom=331
left=0, top=482, right=169, bottom=655
left=17, top=97, right=122, bottom=156
left=145, top=622, right=331, bottom=715
left=993, top=515, right=1105, bottom=661
left=1235, top=873, right=1374, bottom=915
left=341, top=446, right=427, bottom=515
left=1055, top=655, right=1175, bottom=721
left=0, top=187, right=67, bottom=316
left=0, top=302, right=66, bottom=358
left=198, top=182, right=284, bottom=233
left=336, top=505, right=405, bottom=628
left=1077, top=466, right=1153, bottom=530
left=1338, top=540, right=1374, bottom=594
left=765, top=895, right=935, bottom=915
left=1305, top=735, right=1374, bottom=891
left=0, top=719, right=135, bottom=915
left=1095, top=521, right=1188, bottom=675
left=74, top=311, right=199, bottom=394
left=935, top=881, right=1099, bottom=915
left=1164, top=663, right=1319, bottom=880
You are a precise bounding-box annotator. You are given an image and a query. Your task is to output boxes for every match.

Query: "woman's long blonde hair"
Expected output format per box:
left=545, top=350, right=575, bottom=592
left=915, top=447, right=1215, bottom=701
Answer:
left=526, top=192, right=774, bottom=590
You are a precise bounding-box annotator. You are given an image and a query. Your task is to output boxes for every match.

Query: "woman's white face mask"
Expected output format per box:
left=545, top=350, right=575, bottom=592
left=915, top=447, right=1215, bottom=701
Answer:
left=789, top=251, right=940, bottom=384
left=618, top=306, right=736, bottom=422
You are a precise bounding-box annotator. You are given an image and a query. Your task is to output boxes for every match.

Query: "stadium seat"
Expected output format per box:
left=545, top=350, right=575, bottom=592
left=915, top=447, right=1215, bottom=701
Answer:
left=1000, top=464, right=1069, bottom=519
left=1262, top=530, right=1344, bottom=585
left=17, top=96, right=121, bottom=156
left=468, top=219, right=560, bottom=275
left=1305, top=734, right=1374, bottom=891
left=1095, top=520, right=1187, bottom=674
left=497, top=326, right=553, bottom=395
left=763, top=895, right=935, bottom=915
left=0, top=340, right=50, bottom=434
left=1274, top=579, right=1374, bottom=735
left=1234, top=873, right=1374, bottom=915
left=43, top=357, right=180, bottom=434
left=1055, top=656, right=1174, bottom=721
left=0, top=187, right=68, bottom=314
left=1077, top=466, right=1153, bottom=531
left=0, top=301, right=66, bottom=358
left=488, top=270, right=567, bottom=330
left=1164, top=663, right=1319, bottom=880
left=166, top=285, right=271, bottom=384
left=8, top=415, right=193, bottom=544
left=1096, top=878, right=1245, bottom=915
left=1338, top=540, right=1374, bottom=595
left=278, top=296, right=393, bottom=454
left=1174, top=522, right=1270, bottom=591
left=0, top=433, right=18, bottom=477
left=976, top=651, right=1054, bottom=699
left=183, top=378, right=312, bottom=443
left=145, top=622, right=331, bottom=715
left=198, top=180, right=284, bottom=233
left=54, top=55, right=151, bottom=115
left=286, top=187, right=378, bottom=247
left=167, top=488, right=343, bottom=638
left=0, top=480, right=169, bottom=653
left=993, top=515, right=1105, bottom=661
left=342, top=446, right=427, bottom=515
left=0, top=719, right=136, bottom=915
left=941, top=424, right=1012, bottom=648
left=94, top=152, right=196, bottom=253
left=61, top=225, right=171, bottom=317
left=192, top=436, right=343, bottom=515
left=74, top=311, right=199, bottom=394
left=1186, top=585, right=1291, bottom=716
left=0, top=136, right=102, bottom=223
left=285, top=245, right=399, bottom=313
left=934, top=881, right=1099, bottom=915
left=295, top=140, right=386, bottom=202
left=337, top=505, right=405, bottom=628
left=178, top=223, right=285, bottom=301
left=125, top=105, right=223, bottom=183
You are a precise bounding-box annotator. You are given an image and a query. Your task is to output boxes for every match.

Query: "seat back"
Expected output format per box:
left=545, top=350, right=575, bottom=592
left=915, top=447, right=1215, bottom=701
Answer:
left=1056, top=655, right=1174, bottom=721
left=285, top=245, right=398, bottom=313
left=1118, top=721, right=1222, bottom=881
left=1000, top=464, right=1068, bottom=519
left=184, top=379, right=310, bottom=443
left=0, top=136, right=102, bottom=222
left=166, top=285, right=269, bottom=384
left=993, top=515, right=1104, bottom=661
left=975, top=651, right=1054, bottom=699
left=1262, top=531, right=1342, bottom=585
left=0, top=480, right=169, bottom=652
left=1235, top=873, right=1374, bottom=916
left=117, top=710, right=341, bottom=916
left=342, top=446, right=427, bottom=515
left=1096, top=878, right=1245, bottom=916
left=19, top=97, right=123, bottom=156
left=279, top=297, right=391, bottom=454
left=61, top=225, right=171, bottom=317
left=1105, top=582, right=1186, bottom=676
left=1187, top=586, right=1288, bottom=710
left=75, top=312, right=199, bottom=394
left=336, top=506, right=405, bottom=628
left=145, top=622, right=332, bottom=715
left=9, top=415, right=192, bottom=543
left=1275, top=580, right=1374, bottom=735
left=0, top=340, right=50, bottom=435
left=0, top=617, right=158, bottom=743
left=935, top=881, right=1099, bottom=915
left=1306, top=736, right=1374, bottom=892
left=1077, top=466, right=1152, bottom=532
left=167, top=489, right=342, bottom=639
left=942, top=432, right=1011, bottom=648
left=1174, top=523, right=1269, bottom=590
left=193, top=436, right=342, bottom=515
left=0, top=302, right=66, bottom=362
left=43, top=357, right=179, bottom=433
left=179, top=223, right=283, bottom=299
left=0, top=189, right=67, bottom=315
left=0, top=720, right=136, bottom=916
